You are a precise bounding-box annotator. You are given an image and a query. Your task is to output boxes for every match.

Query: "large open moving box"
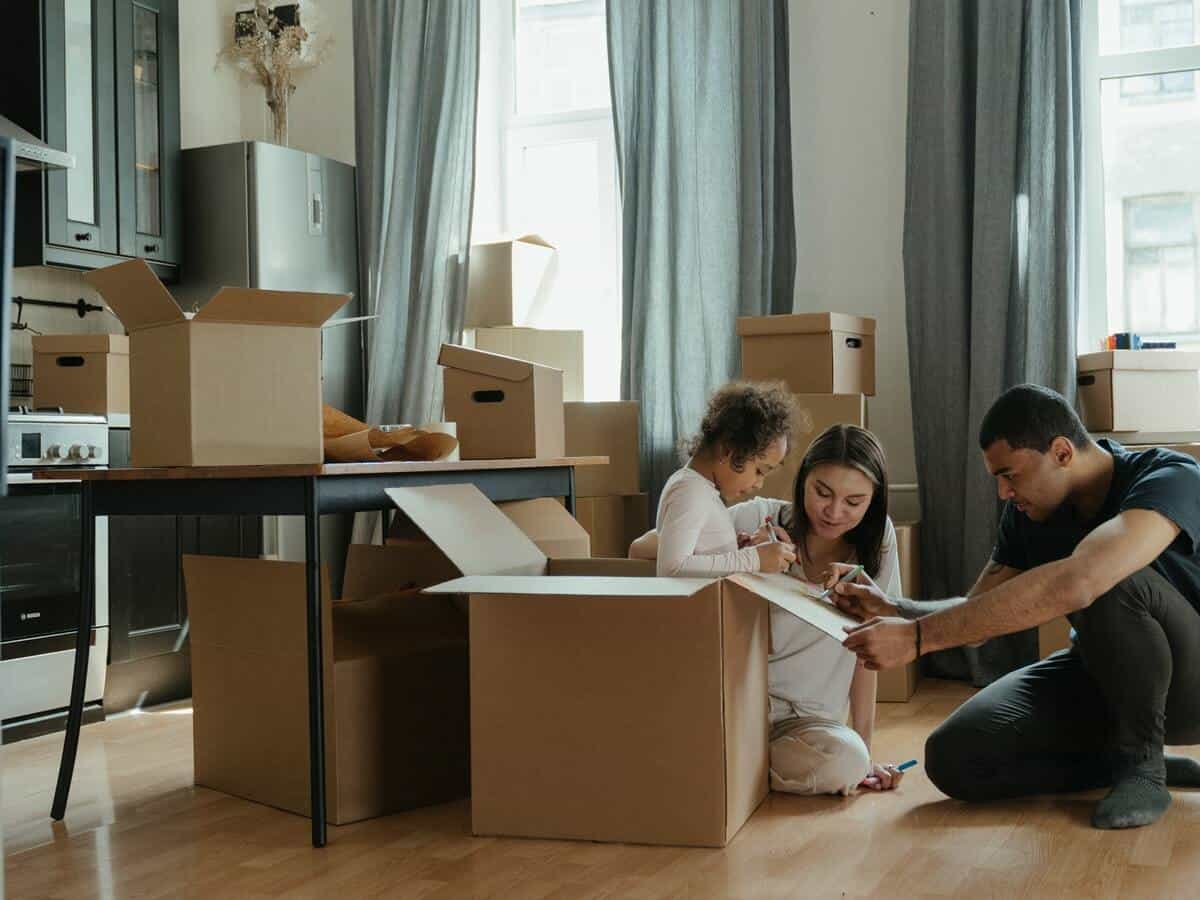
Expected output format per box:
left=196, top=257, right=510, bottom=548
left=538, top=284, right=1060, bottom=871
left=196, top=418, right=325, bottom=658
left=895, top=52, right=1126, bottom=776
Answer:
left=391, top=484, right=860, bottom=847
left=86, top=259, right=349, bottom=466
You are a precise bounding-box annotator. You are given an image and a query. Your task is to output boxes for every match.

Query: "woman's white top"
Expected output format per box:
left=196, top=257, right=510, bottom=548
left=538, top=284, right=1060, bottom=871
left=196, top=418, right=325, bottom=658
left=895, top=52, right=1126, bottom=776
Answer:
left=655, top=467, right=761, bottom=576
left=728, top=497, right=901, bottom=724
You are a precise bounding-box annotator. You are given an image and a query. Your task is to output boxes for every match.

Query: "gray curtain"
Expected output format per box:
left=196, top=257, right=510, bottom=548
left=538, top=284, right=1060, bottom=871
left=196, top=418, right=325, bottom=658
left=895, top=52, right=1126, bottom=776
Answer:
left=353, top=0, right=479, bottom=430
left=903, top=0, right=1081, bottom=685
left=607, top=0, right=795, bottom=508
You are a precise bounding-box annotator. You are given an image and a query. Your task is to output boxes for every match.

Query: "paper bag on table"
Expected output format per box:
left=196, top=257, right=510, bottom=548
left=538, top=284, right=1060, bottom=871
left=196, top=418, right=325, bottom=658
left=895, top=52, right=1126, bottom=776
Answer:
left=322, top=406, right=459, bottom=463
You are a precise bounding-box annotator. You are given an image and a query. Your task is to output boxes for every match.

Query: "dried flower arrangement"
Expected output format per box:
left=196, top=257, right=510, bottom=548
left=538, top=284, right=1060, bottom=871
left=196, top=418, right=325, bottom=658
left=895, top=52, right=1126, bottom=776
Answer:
left=218, top=1, right=330, bottom=146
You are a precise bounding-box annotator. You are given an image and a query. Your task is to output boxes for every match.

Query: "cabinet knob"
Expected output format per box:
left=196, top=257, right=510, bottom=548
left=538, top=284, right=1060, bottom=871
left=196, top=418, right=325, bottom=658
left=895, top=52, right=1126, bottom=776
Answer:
left=144, top=243, right=159, bottom=253
left=74, top=232, right=92, bottom=242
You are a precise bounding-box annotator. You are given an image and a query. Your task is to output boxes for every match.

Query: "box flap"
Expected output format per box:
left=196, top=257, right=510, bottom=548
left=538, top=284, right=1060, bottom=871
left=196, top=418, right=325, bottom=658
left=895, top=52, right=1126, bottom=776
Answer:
left=426, top=575, right=713, bottom=597
left=498, top=499, right=591, bottom=558
left=386, top=484, right=547, bottom=576
left=193, top=287, right=350, bottom=327
left=437, top=343, right=547, bottom=383
left=85, top=259, right=185, bottom=331
left=1078, top=349, right=1200, bottom=373
left=727, top=573, right=859, bottom=643
left=474, top=232, right=557, bottom=251
left=32, top=334, right=130, bottom=355
left=736, top=312, right=876, bottom=337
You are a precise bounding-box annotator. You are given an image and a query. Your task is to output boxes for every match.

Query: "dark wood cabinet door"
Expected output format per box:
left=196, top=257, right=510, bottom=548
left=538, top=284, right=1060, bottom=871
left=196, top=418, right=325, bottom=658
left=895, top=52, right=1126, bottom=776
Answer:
left=114, top=0, right=180, bottom=266
left=107, top=514, right=183, bottom=664
left=43, top=0, right=119, bottom=256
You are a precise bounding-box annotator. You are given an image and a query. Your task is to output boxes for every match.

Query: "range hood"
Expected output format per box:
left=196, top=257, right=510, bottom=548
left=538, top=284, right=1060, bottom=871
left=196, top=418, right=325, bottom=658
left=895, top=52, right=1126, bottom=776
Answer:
left=0, top=113, right=74, bottom=171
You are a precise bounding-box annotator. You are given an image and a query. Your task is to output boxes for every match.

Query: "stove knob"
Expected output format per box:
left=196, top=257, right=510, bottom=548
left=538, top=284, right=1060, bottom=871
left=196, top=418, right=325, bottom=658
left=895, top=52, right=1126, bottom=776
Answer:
left=45, top=444, right=63, bottom=460
left=68, top=444, right=88, bottom=460
left=88, top=445, right=103, bottom=460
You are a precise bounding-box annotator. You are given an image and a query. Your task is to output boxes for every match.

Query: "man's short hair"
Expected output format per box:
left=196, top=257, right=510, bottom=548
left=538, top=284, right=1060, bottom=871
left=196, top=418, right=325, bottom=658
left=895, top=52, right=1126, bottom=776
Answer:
left=978, top=384, right=1090, bottom=453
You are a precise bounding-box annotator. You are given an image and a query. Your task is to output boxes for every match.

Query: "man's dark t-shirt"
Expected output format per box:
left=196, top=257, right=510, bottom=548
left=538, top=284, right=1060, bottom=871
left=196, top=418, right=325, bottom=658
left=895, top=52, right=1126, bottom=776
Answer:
left=992, top=440, right=1200, bottom=612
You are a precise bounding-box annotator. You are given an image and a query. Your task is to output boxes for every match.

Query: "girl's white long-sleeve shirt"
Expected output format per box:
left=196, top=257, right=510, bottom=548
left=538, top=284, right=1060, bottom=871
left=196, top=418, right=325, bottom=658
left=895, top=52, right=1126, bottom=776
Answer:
left=654, top=467, right=761, bottom=577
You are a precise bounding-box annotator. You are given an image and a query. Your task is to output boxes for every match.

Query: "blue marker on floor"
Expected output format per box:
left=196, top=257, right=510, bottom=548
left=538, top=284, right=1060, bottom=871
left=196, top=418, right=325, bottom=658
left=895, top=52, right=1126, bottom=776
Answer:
left=897, top=759, right=918, bottom=772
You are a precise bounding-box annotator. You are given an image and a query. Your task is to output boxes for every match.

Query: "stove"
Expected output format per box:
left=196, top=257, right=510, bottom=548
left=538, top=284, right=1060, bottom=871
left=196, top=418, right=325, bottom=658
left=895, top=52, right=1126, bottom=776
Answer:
left=7, top=409, right=110, bottom=471
left=2, top=408, right=109, bottom=741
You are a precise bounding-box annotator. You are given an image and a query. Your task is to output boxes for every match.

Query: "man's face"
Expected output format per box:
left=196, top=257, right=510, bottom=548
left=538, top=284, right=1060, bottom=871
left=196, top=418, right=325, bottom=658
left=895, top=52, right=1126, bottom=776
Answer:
left=982, top=438, right=1073, bottom=522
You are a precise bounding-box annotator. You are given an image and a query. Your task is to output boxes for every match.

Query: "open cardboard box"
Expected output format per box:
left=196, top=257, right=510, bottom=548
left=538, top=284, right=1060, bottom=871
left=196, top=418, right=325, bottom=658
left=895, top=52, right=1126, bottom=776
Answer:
left=390, top=484, right=859, bottom=848
left=184, top=545, right=470, bottom=825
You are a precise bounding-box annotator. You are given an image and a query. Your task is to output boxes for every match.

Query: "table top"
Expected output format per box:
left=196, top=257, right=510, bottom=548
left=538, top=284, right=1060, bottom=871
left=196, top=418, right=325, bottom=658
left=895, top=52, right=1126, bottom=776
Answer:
left=32, top=456, right=609, bottom=481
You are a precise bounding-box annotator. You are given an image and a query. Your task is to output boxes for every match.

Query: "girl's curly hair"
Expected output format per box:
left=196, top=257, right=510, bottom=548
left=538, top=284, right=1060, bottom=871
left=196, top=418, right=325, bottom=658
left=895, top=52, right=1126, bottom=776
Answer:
left=683, top=381, right=798, bottom=471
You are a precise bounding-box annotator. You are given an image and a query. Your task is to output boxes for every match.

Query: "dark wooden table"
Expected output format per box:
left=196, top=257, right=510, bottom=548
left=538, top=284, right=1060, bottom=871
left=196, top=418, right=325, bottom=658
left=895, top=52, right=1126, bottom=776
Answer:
left=37, top=456, right=606, bottom=848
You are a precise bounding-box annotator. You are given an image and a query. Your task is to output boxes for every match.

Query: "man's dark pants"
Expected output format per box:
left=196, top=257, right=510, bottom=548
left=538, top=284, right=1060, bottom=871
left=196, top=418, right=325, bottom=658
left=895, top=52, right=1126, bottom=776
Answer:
left=925, top=567, right=1200, bottom=800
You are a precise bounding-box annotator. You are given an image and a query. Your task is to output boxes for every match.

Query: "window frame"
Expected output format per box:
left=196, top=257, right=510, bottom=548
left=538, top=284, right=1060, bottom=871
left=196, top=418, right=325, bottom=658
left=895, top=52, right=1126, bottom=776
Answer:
left=1081, top=0, right=1200, bottom=349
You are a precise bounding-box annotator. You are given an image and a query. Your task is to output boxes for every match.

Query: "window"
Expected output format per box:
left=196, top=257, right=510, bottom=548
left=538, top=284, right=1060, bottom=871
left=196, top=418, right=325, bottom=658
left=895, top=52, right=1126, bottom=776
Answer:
left=474, top=0, right=621, bottom=400
left=1083, top=0, right=1200, bottom=346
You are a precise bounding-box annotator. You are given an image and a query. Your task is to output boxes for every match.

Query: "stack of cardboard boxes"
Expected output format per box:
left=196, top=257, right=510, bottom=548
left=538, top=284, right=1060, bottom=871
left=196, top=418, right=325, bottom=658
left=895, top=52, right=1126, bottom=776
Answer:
left=565, top=401, right=649, bottom=557
left=736, top=312, right=920, bottom=701
left=461, top=235, right=585, bottom=402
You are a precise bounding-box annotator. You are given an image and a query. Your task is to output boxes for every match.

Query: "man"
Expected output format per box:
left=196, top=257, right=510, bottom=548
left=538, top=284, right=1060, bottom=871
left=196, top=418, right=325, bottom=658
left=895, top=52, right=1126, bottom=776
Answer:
left=830, top=384, right=1200, bottom=829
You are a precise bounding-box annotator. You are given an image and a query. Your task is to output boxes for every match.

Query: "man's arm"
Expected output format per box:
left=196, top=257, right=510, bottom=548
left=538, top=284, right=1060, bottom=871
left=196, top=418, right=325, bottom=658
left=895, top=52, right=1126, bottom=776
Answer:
left=892, top=559, right=1023, bottom=618
left=831, top=558, right=1021, bottom=620
left=918, top=508, right=1179, bottom=653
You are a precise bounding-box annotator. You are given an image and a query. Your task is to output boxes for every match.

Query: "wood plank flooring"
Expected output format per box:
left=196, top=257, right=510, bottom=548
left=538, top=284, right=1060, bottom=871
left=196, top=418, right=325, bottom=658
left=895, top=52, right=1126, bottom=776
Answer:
left=5, top=679, right=1200, bottom=899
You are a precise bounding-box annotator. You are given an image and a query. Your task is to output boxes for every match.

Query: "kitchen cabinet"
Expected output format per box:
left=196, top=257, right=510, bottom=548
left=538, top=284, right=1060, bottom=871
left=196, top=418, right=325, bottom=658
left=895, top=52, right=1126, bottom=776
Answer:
left=3, top=0, right=181, bottom=278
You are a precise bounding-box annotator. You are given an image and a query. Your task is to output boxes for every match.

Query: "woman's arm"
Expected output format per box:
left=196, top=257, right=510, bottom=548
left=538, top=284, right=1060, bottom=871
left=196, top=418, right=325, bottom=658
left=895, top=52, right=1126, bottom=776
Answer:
left=848, top=659, right=877, bottom=750
left=629, top=530, right=657, bottom=560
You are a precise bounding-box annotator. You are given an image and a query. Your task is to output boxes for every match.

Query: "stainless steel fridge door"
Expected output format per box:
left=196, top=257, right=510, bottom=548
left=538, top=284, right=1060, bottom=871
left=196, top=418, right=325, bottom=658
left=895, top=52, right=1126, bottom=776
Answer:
left=247, top=141, right=363, bottom=419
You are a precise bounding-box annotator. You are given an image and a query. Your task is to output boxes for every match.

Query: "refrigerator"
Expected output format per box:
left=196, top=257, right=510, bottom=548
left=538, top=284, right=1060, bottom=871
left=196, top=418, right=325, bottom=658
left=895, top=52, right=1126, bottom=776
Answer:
left=178, top=141, right=364, bottom=591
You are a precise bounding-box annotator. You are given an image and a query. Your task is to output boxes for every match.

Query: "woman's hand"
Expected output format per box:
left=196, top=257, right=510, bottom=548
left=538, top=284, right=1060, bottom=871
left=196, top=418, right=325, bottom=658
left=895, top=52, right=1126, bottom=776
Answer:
left=824, top=562, right=899, bottom=620
left=756, top=541, right=797, bottom=573
left=859, top=762, right=904, bottom=791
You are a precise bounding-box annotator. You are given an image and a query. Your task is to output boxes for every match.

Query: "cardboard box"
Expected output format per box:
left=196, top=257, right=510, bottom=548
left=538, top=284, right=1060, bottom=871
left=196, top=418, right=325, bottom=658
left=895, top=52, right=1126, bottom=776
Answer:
left=439, top=343, right=565, bottom=460
left=1039, top=616, right=1073, bottom=658
left=756, top=394, right=868, bottom=502
left=468, top=327, right=584, bottom=403
left=738, top=313, right=876, bottom=395
left=85, top=259, right=349, bottom=467
left=498, top=498, right=591, bottom=558
left=877, top=521, right=921, bottom=702
left=392, top=484, right=861, bottom=847
left=465, top=234, right=556, bottom=327
left=184, top=549, right=470, bottom=825
left=1077, top=350, right=1200, bottom=432
left=32, top=334, right=130, bottom=415
left=565, top=401, right=640, bottom=497
left=575, top=494, right=649, bottom=558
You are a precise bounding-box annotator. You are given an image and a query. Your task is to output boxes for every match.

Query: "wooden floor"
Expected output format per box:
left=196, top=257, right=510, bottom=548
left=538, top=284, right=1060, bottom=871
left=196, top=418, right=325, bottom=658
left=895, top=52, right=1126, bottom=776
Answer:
left=5, top=679, right=1200, bottom=899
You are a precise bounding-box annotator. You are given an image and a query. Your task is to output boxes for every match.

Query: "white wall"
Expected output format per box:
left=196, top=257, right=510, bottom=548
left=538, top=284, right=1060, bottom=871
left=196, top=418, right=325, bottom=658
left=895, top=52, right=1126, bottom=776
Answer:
left=179, top=0, right=356, bottom=164
left=789, top=0, right=917, bottom=517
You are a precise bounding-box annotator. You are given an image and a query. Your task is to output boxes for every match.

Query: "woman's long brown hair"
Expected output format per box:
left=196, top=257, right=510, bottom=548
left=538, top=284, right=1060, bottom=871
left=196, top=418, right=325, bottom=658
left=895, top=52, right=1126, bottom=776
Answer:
left=783, top=424, right=889, bottom=579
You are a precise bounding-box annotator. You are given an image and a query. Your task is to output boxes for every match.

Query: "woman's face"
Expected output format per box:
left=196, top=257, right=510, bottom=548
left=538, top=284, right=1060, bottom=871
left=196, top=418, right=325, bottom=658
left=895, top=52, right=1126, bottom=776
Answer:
left=802, top=462, right=876, bottom=541
left=714, top=436, right=788, bottom=503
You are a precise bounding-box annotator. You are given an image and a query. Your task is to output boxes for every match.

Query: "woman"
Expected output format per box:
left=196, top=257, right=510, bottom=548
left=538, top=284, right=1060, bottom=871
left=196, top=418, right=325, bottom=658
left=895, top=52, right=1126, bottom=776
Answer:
left=631, top=424, right=906, bottom=796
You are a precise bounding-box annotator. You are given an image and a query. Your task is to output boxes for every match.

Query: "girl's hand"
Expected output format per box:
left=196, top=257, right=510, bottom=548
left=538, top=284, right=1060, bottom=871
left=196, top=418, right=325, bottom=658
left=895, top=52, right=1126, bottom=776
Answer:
left=750, top=521, right=793, bottom=547
left=859, top=762, right=904, bottom=791
left=736, top=531, right=754, bottom=549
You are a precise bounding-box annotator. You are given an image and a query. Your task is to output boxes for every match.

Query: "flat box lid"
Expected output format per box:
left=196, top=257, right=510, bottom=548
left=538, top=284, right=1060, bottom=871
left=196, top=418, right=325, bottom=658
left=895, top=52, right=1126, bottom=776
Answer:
left=86, top=259, right=349, bottom=332
left=1078, top=350, right=1200, bottom=373
left=473, top=232, right=555, bottom=251
left=437, top=343, right=561, bottom=383
left=32, top=334, right=130, bottom=355
left=736, top=312, right=876, bottom=337
left=428, top=575, right=713, bottom=597
left=386, top=484, right=547, bottom=577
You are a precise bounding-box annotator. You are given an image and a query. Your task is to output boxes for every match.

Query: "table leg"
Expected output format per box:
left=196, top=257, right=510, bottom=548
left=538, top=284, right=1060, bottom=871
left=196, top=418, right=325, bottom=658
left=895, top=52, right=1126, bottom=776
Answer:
left=304, top=477, right=328, bottom=847
left=565, top=466, right=577, bottom=517
left=51, top=481, right=96, bottom=820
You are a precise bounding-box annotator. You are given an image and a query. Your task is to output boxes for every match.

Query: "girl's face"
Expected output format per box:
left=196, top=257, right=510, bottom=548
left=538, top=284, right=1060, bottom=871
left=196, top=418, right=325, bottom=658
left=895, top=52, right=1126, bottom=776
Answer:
left=714, top=436, right=788, bottom=503
left=802, top=462, right=876, bottom=541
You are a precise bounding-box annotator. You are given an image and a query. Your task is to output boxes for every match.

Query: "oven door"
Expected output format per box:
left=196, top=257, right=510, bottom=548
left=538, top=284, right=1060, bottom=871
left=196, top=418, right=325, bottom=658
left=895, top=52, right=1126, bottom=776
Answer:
left=0, top=475, right=108, bottom=641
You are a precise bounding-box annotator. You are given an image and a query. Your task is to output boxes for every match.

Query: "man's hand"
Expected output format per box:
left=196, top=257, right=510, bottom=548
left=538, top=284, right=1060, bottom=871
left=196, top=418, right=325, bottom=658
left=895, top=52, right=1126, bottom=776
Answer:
left=843, top=617, right=918, bottom=670
left=825, top=563, right=900, bottom=621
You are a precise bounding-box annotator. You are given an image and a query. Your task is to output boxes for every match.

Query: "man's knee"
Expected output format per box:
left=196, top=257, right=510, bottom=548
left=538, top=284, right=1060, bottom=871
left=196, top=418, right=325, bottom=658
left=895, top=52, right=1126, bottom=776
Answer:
left=925, top=717, right=987, bottom=802
left=1075, top=567, right=1167, bottom=630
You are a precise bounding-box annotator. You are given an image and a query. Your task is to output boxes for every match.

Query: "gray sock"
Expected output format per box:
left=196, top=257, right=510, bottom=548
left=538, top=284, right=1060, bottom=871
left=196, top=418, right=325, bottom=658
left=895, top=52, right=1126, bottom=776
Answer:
left=1166, top=754, right=1200, bottom=788
left=1093, top=752, right=1171, bottom=830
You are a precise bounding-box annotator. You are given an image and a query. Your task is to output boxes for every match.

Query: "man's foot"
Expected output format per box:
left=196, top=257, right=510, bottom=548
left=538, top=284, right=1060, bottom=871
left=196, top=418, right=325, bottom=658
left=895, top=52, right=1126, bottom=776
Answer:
left=1166, top=754, right=1200, bottom=787
left=1093, top=754, right=1170, bottom=830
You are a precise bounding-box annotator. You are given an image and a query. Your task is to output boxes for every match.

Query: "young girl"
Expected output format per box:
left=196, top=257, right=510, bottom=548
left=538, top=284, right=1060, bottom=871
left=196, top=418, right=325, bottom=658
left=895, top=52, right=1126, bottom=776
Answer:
left=655, top=382, right=799, bottom=577
left=634, top=423, right=906, bottom=796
